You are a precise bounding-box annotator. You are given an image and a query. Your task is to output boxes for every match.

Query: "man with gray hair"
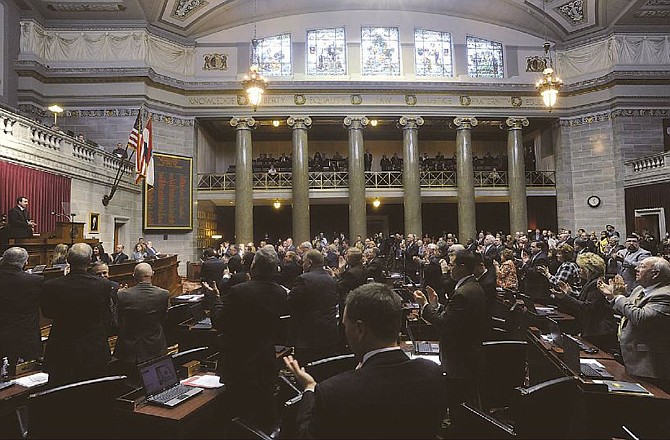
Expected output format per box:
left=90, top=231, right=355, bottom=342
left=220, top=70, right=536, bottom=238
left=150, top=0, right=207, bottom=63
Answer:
left=0, top=247, right=43, bottom=371
left=113, top=262, right=169, bottom=369
left=41, top=243, right=114, bottom=386
left=210, top=246, right=288, bottom=431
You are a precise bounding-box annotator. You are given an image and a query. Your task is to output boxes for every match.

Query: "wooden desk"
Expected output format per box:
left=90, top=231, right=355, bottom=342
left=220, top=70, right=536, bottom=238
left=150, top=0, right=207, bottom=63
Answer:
left=115, top=384, right=225, bottom=439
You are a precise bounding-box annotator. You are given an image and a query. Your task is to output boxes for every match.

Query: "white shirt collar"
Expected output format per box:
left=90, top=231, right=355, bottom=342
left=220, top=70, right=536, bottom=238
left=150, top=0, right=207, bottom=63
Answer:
left=358, top=346, right=402, bottom=368
left=455, top=274, right=474, bottom=291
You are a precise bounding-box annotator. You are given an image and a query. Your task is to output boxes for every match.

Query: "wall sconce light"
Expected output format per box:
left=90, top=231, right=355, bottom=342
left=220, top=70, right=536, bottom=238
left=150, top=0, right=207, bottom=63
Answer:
left=273, top=200, right=282, bottom=209
left=372, top=198, right=381, bottom=208
left=370, top=119, right=378, bottom=127
left=272, top=120, right=280, bottom=127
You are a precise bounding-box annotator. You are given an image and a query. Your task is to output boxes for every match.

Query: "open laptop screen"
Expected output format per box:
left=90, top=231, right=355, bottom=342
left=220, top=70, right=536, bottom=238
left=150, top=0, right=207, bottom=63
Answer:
left=138, top=355, right=178, bottom=396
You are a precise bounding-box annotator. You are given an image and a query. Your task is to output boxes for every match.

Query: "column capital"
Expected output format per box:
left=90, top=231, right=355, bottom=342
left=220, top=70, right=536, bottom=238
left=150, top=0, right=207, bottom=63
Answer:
left=287, top=116, right=312, bottom=129
left=343, top=116, right=369, bottom=130
left=453, top=117, right=478, bottom=130
left=506, top=117, right=530, bottom=130
left=398, top=116, right=424, bottom=130
left=229, top=117, right=256, bottom=130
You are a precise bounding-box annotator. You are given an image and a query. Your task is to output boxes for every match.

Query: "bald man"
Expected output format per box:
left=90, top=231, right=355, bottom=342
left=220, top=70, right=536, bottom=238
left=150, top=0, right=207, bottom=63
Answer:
left=113, top=262, right=170, bottom=366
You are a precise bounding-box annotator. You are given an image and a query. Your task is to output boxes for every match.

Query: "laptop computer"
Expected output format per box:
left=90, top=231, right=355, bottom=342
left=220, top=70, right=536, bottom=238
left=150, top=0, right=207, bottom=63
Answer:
left=138, top=354, right=203, bottom=407
left=557, top=333, right=613, bottom=379
left=189, top=303, right=212, bottom=329
left=30, top=265, right=47, bottom=274
left=406, top=322, right=440, bottom=355
left=519, top=294, right=561, bottom=317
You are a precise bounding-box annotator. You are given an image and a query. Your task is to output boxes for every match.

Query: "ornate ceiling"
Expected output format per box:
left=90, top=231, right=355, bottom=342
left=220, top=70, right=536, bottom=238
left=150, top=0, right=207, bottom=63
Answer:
left=14, top=0, right=670, bottom=45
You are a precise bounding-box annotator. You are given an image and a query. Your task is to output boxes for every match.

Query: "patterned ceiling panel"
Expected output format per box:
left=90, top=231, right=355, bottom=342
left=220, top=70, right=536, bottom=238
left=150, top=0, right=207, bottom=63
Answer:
left=555, top=0, right=587, bottom=25
left=46, top=2, right=126, bottom=12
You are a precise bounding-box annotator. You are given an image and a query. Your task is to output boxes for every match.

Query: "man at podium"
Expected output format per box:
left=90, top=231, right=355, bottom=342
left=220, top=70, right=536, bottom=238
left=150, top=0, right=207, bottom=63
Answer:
left=6, top=196, right=36, bottom=239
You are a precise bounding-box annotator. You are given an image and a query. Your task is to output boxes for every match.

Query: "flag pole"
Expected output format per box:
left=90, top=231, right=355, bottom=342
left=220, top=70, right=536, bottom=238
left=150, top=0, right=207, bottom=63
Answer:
left=102, top=107, right=143, bottom=206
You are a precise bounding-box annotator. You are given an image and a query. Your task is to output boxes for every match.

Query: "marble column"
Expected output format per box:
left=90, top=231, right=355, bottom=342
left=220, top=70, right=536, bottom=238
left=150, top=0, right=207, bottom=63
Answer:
left=230, top=117, right=256, bottom=244
left=506, top=117, right=530, bottom=236
left=344, top=116, right=368, bottom=242
left=399, top=116, right=424, bottom=237
left=454, top=117, right=478, bottom=243
left=287, top=116, right=312, bottom=244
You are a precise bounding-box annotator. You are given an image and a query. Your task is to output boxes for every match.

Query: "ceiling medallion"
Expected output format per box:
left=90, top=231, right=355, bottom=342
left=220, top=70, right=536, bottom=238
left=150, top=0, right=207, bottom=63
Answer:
left=555, top=0, right=587, bottom=25
left=172, top=0, right=209, bottom=21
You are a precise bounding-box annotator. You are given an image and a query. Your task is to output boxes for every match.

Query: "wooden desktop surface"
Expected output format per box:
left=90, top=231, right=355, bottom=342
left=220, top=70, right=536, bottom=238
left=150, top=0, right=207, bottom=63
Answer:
left=131, top=386, right=224, bottom=421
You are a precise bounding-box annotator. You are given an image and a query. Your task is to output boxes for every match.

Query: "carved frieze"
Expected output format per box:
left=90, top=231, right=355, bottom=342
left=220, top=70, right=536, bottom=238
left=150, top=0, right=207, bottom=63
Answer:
left=555, top=0, right=587, bottom=25
left=203, top=53, right=228, bottom=71
left=172, top=0, right=209, bottom=21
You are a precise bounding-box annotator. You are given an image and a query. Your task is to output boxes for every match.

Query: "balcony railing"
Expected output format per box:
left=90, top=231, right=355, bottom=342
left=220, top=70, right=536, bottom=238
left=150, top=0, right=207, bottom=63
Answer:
left=624, top=152, right=670, bottom=187
left=198, top=170, right=556, bottom=191
left=627, top=152, right=667, bottom=172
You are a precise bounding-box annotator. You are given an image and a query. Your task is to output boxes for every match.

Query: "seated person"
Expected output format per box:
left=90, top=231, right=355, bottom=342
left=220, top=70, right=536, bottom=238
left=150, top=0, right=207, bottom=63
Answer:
left=284, top=283, right=447, bottom=439
left=130, top=243, right=146, bottom=261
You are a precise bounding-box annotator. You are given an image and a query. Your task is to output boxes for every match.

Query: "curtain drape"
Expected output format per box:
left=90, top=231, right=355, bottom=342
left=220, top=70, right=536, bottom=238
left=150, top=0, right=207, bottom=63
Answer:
left=0, top=160, right=71, bottom=236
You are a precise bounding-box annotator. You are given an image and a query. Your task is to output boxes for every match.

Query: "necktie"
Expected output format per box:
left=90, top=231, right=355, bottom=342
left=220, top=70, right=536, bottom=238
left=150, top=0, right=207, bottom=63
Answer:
left=618, top=289, right=645, bottom=338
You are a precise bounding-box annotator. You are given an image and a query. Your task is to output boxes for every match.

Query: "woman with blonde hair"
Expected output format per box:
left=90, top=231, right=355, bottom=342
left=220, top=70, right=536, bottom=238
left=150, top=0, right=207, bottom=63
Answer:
left=51, top=243, right=68, bottom=266
left=552, top=252, right=617, bottom=351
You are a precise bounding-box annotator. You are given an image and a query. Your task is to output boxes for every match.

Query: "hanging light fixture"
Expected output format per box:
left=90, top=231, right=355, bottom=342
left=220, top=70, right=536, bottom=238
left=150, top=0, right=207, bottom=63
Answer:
left=242, top=0, right=267, bottom=111
left=535, top=1, right=563, bottom=111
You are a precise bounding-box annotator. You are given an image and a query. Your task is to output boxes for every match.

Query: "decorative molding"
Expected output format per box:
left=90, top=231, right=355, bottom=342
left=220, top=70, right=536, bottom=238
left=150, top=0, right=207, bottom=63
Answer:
left=634, top=9, right=670, bottom=18
left=453, top=117, right=478, bottom=130
left=343, top=116, right=369, bottom=130
left=405, top=95, right=417, bottom=106
left=398, top=116, right=424, bottom=130
left=18, top=104, right=194, bottom=127
left=644, top=0, right=670, bottom=5
left=506, top=117, right=529, bottom=130
left=526, top=56, right=547, bottom=73
left=350, top=94, right=363, bottom=105
left=286, top=116, right=313, bottom=130
left=555, top=1, right=587, bottom=25
left=172, top=0, right=209, bottom=21
left=229, top=117, right=256, bottom=129
left=203, top=53, right=228, bottom=71
left=559, top=109, right=670, bottom=127
left=459, top=96, right=471, bottom=106
left=511, top=96, right=523, bottom=107
left=294, top=94, right=306, bottom=105
left=46, top=3, right=126, bottom=12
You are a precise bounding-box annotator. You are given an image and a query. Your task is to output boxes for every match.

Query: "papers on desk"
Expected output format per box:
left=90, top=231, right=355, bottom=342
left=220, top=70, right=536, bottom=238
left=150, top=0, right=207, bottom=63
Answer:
left=580, top=359, right=606, bottom=369
left=592, top=380, right=652, bottom=395
left=173, top=294, right=204, bottom=302
left=409, top=353, right=441, bottom=365
left=535, top=306, right=556, bottom=314
left=181, top=375, right=224, bottom=389
left=13, top=372, right=49, bottom=388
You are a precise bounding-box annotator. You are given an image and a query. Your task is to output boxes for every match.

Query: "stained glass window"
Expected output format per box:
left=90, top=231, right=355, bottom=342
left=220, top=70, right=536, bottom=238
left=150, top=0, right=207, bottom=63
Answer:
left=306, top=27, right=347, bottom=76
left=466, top=36, right=504, bottom=78
left=361, top=27, right=400, bottom=76
left=252, top=33, right=292, bottom=76
left=414, top=29, right=453, bottom=77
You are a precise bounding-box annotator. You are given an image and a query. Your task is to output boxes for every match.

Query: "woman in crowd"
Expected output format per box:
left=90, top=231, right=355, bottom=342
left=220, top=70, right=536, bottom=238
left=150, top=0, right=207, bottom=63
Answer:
left=51, top=243, right=68, bottom=266
left=496, top=248, right=518, bottom=290
left=130, top=243, right=146, bottom=261
left=91, top=244, right=110, bottom=264
left=539, top=244, right=581, bottom=292
left=552, top=252, right=618, bottom=351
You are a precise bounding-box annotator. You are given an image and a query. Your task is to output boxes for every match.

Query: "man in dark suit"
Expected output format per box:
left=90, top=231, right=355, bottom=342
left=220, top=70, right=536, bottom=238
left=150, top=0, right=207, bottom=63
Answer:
left=364, top=247, right=385, bottom=283
left=284, top=283, right=447, bottom=439
left=601, top=257, right=670, bottom=391
left=91, top=262, right=120, bottom=336
left=41, top=243, right=114, bottom=387
left=474, top=253, right=497, bottom=325
left=287, top=250, right=339, bottom=363
left=0, top=247, right=43, bottom=372
left=110, top=244, right=129, bottom=264
left=200, top=247, right=225, bottom=286
left=335, top=247, right=367, bottom=319
left=404, top=233, right=420, bottom=283
left=211, top=246, right=288, bottom=431
left=364, top=149, right=373, bottom=171
left=113, top=262, right=169, bottom=367
left=415, top=250, right=487, bottom=414
left=482, top=234, right=500, bottom=263
left=6, top=196, right=35, bottom=239
left=521, top=240, right=550, bottom=300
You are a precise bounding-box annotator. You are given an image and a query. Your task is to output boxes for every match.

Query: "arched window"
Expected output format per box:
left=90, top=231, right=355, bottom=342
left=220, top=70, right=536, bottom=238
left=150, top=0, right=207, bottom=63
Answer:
left=414, top=29, right=453, bottom=77
left=252, top=33, right=292, bottom=76
left=466, top=36, right=504, bottom=78
left=306, top=27, right=347, bottom=76
left=361, top=26, right=401, bottom=76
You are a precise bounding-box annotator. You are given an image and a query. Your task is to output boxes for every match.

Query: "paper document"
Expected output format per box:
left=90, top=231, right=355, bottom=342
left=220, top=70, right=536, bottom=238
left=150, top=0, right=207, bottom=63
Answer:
left=13, top=372, right=49, bottom=388
left=409, top=354, right=441, bottom=365
left=580, top=359, right=606, bottom=368
left=174, top=294, right=204, bottom=302
left=181, top=375, right=224, bottom=389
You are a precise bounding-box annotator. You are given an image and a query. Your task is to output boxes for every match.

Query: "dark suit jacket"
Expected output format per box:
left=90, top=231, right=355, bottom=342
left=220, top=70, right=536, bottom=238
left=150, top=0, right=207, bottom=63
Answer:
left=0, top=266, right=43, bottom=362
left=336, top=264, right=367, bottom=314
left=111, top=252, right=129, bottom=264
left=113, top=282, right=170, bottom=363
left=6, top=206, right=32, bottom=239
left=280, top=260, right=303, bottom=288
left=477, top=268, right=498, bottom=321
left=483, top=244, right=501, bottom=263
left=41, top=271, right=113, bottom=386
left=296, top=349, right=446, bottom=439
left=404, top=243, right=420, bottom=276
left=422, top=277, right=487, bottom=378
left=201, top=257, right=225, bottom=285
left=614, top=284, right=670, bottom=380
left=556, top=278, right=617, bottom=339
left=365, top=257, right=385, bottom=283
left=287, top=268, right=339, bottom=350
left=422, top=257, right=444, bottom=298
left=522, top=251, right=550, bottom=299
left=211, top=278, right=288, bottom=386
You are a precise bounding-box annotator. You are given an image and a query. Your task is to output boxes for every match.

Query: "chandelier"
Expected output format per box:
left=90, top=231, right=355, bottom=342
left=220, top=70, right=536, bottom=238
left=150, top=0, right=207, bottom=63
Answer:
left=242, top=0, right=267, bottom=111
left=535, top=42, right=563, bottom=110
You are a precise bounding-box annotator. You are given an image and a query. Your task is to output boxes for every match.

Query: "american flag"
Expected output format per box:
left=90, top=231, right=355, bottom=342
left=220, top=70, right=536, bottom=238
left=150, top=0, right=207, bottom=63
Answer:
left=127, top=112, right=142, bottom=152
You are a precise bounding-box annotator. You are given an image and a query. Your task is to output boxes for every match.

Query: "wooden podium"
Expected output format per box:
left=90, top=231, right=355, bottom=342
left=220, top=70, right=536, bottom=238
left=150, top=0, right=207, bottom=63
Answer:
left=8, top=221, right=97, bottom=267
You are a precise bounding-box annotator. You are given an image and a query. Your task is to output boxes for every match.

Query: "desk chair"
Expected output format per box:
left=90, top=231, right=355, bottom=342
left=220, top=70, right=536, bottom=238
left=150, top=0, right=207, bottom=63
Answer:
left=165, top=303, right=191, bottom=346
left=481, top=340, right=528, bottom=413
left=510, top=376, right=580, bottom=439
left=16, top=375, right=127, bottom=439
left=305, top=354, right=357, bottom=382
left=455, top=403, right=516, bottom=439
